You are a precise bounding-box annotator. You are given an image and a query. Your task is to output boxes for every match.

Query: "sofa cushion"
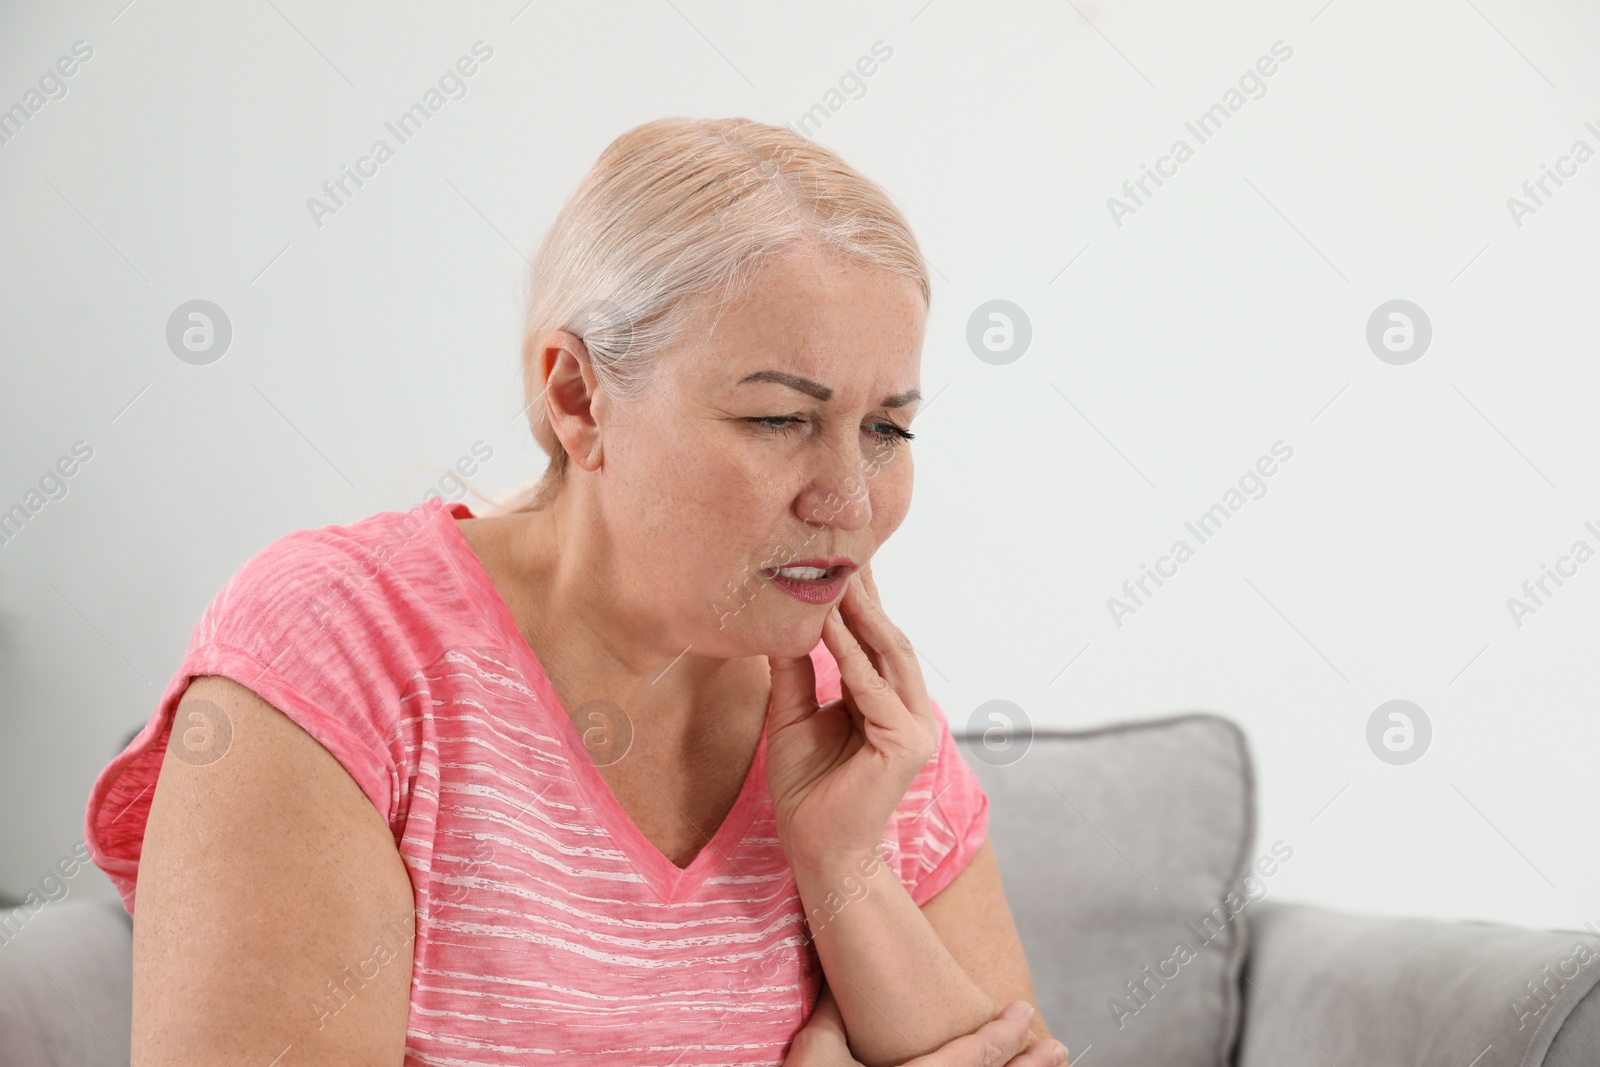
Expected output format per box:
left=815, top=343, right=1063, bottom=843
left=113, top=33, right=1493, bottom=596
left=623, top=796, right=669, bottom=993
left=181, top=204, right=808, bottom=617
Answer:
left=955, top=712, right=1260, bottom=1067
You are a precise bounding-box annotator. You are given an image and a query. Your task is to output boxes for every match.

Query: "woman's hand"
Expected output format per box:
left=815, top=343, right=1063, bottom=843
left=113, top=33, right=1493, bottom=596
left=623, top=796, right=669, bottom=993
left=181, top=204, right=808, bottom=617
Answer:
left=763, top=563, right=941, bottom=871
left=784, top=983, right=1069, bottom=1067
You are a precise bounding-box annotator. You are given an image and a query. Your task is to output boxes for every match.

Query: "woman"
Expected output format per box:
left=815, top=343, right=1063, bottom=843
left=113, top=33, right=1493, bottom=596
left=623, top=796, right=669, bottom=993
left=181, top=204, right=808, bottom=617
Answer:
left=84, top=117, right=1066, bottom=1067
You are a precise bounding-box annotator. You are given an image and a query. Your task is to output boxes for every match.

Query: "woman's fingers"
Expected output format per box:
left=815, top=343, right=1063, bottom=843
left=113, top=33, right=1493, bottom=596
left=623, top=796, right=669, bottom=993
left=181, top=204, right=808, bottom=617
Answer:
left=1002, top=1034, right=1069, bottom=1067
left=809, top=984, right=844, bottom=1032
left=896, top=1004, right=1068, bottom=1067
left=766, top=652, right=819, bottom=735
left=836, top=572, right=932, bottom=731
left=898, top=1002, right=1067, bottom=1067
left=829, top=592, right=933, bottom=768
left=795, top=987, right=1067, bottom=1067
left=783, top=983, right=862, bottom=1067
left=835, top=566, right=916, bottom=741
left=821, top=600, right=919, bottom=754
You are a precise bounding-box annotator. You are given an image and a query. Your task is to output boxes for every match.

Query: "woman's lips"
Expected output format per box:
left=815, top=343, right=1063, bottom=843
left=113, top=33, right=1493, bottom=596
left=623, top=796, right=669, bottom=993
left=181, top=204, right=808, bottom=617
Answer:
left=762, top=563, right=853, bottom=604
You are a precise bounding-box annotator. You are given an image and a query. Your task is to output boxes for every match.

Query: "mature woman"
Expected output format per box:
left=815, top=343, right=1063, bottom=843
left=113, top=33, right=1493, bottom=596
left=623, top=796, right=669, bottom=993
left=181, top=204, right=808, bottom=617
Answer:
left=84, top=117, right=1066, bottom=1067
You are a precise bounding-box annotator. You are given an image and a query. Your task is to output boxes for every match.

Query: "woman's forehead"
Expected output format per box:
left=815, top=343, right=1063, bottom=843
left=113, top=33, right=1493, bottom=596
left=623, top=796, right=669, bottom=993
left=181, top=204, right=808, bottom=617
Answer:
left=670, top=341, right=921, bottom=407
left=669, top=257, right=924, bottom=394
left=732, top=369, right=921, bottom=409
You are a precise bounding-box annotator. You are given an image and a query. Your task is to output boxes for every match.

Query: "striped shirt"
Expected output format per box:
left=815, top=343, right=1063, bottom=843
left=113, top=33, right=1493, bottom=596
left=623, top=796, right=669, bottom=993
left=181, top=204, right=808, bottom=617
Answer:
left=84, top=495, right=991, bottom=1065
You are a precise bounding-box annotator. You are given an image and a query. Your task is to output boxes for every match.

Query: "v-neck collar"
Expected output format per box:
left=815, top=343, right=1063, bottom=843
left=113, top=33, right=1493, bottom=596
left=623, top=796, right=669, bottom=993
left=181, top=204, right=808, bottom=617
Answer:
left=431, top=499, right=772, bottom=904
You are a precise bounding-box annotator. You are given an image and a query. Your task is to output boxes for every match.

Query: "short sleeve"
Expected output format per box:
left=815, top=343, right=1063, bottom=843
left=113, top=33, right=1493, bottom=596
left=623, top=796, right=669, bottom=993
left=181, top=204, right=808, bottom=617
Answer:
left=894, top=698, right=991, bottom=906
left=83, top=513, right=427, bottom=915
left=804, top=639, right=992, bottom=907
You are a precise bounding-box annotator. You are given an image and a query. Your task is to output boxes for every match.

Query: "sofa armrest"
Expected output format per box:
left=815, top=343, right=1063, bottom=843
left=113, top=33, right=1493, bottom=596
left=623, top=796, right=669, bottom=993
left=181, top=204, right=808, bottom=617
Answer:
left=1235, top=900, right=1600, bottom=1067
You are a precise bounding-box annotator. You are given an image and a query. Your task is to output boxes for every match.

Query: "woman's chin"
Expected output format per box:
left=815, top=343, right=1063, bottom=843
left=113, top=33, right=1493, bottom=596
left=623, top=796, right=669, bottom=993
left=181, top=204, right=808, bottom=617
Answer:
left=745, top=616, right=827, bottom=661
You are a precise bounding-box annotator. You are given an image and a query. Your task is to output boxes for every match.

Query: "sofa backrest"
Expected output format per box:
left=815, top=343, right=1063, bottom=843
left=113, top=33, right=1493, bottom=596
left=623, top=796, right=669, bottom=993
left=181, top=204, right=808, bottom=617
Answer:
left=955, top=712, right=1261, bottom=1067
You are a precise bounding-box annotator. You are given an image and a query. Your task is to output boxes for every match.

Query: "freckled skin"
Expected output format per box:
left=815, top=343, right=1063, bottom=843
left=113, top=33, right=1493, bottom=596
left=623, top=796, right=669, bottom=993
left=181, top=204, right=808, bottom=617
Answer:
left=476, top=243, right=928, bottom=747
left=434, top=243, right=931, bottom=874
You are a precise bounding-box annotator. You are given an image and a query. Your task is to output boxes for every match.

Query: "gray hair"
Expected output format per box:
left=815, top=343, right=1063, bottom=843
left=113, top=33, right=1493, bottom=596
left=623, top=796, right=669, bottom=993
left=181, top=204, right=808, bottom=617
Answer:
left=486, top=116, right=931, bottom=515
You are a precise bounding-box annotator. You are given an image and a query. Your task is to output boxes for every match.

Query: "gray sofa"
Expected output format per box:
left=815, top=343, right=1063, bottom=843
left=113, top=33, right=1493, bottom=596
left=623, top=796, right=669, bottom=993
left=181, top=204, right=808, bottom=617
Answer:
left=2, top=712, right=1595, bottom=1065
left=956, top=714, right=1600, bottom=1067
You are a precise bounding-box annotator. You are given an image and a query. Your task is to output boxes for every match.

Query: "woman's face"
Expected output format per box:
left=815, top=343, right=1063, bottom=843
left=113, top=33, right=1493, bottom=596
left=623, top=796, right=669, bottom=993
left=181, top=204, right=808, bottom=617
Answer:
left=593, top=249, right=925, bottom=662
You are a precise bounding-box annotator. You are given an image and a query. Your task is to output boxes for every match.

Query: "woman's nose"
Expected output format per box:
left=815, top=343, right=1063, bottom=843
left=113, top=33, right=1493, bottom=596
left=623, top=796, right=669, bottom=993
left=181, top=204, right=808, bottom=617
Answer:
left=797, top=469, right=873, bottom=531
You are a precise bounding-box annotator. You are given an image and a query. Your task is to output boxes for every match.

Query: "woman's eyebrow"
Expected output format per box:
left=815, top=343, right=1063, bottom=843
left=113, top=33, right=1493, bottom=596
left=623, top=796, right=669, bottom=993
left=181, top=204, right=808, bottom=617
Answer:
left=737, top=370, right=921, bottom=408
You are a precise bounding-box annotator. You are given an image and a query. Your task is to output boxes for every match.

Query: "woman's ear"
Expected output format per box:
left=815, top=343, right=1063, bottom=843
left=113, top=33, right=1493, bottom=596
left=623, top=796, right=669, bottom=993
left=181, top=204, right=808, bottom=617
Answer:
left=539, top=329, right=605, bottom=472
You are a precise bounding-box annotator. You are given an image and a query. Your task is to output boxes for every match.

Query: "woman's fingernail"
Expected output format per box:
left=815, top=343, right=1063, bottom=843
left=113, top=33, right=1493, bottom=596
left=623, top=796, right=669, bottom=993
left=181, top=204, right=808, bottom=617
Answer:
left=1052, top=1042, right=1068, bottom=1064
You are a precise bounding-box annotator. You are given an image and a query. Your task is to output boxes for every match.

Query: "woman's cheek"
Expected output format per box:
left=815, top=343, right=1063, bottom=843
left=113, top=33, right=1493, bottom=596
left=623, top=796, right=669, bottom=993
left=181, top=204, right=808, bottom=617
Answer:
left=873, top=467, right=914, bottom=530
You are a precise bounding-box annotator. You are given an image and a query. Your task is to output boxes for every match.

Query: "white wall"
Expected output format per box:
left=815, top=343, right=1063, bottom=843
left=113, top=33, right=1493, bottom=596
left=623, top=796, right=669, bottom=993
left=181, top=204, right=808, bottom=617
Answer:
left=1, top=0, right=1596, bottom=934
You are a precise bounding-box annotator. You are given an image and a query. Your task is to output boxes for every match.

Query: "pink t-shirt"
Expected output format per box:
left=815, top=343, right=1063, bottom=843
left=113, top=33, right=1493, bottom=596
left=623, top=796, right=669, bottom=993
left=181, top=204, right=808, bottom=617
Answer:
left=84, top=495, right=990, bottom=1065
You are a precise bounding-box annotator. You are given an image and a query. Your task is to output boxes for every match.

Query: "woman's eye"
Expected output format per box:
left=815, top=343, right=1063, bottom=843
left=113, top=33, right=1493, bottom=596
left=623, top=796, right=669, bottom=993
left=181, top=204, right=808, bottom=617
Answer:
left=869, top=422, right=915, bottom=444
left=746, top=416, right=804, bottom=435
left=744, top=417, right=915, bottom=445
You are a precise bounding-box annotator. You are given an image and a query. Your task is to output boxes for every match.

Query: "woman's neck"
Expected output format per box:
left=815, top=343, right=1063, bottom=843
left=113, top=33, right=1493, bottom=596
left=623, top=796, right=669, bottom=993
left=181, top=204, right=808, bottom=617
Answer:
left=472, top=500, right=773, bottom=753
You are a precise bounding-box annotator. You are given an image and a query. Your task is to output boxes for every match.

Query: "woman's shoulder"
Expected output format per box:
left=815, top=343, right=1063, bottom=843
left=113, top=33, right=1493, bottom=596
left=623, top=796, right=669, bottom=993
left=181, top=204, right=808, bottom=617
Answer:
left=198, top=499, right=464, bottom=653
left=171, top=497, right=486, bottom=800
left=83, top=499, right=474, bottom=915
left=226, top=498, right=453, bottom=594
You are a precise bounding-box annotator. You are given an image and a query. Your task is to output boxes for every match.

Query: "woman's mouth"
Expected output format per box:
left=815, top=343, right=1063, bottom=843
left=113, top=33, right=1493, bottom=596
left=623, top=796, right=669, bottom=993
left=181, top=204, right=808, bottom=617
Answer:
left=762, top=560, right=855, bottom=604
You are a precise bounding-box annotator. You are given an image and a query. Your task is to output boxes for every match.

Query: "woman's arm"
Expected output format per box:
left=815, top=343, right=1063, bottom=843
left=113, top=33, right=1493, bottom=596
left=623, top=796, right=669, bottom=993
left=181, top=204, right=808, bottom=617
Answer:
left=792, top=837, right=1057, bottom=1067
left=771, top=566, right=1059, bottom=1067
left=131, top=675, right=415, bottom=1065
left=787, top=981, right=1065, bottom=1067
left=916, top=840, right=1055, bottom=1052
